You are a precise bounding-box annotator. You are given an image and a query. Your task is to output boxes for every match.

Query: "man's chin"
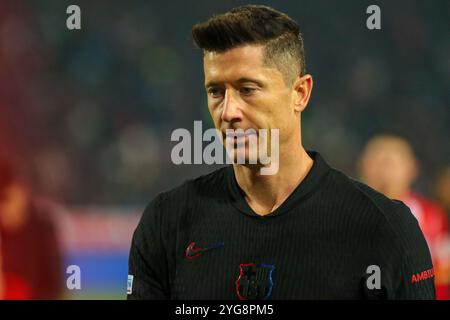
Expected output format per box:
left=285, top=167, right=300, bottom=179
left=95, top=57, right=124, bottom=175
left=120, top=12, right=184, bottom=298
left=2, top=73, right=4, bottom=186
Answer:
left=227, top=147, right=262, bottom=165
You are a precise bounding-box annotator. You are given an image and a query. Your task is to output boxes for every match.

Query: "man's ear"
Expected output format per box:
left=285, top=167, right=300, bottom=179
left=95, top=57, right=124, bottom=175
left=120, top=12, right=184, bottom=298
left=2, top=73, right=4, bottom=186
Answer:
left=293, top=74, right=313, bottom=112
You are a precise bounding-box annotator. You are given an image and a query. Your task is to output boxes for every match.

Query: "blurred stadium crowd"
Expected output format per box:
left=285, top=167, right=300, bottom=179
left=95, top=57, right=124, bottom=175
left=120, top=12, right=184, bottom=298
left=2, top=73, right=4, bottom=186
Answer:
left=0, top=0, right=449, bottom=299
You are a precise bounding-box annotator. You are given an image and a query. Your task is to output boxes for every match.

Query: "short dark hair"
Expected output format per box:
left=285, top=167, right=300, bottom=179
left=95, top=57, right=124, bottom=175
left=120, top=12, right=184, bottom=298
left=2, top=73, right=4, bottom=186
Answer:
left=191, top=5, right=306, bottom=85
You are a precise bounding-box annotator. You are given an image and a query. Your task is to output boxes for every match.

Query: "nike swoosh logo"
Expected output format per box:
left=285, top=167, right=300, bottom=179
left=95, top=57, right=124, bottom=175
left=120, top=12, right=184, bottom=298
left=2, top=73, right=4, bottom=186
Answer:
left=185, top=241, right=224, bottom=260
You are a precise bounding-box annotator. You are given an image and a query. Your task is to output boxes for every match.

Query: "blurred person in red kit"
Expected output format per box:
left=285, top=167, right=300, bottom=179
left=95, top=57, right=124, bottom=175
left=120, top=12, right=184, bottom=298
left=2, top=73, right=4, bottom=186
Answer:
left=359, top=134, right=450, bottom=299
left=0, top=156, right=63, bottom=299
left=0, top=236, right=30, bottom=299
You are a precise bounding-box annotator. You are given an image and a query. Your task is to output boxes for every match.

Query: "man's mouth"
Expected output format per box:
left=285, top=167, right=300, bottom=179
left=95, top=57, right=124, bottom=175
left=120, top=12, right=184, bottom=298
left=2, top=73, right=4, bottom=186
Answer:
left=224, top=131, right=258, bottom=139
left=223, top=131, right=258, bottom=150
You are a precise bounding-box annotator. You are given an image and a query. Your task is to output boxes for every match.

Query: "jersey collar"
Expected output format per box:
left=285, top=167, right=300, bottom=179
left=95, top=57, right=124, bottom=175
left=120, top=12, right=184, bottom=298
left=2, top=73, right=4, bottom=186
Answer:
left=226, top=150, right=331, bottom=218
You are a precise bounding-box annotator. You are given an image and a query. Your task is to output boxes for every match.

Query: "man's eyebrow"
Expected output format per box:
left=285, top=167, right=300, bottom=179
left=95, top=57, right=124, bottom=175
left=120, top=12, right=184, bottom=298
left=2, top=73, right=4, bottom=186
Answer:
left=204, top=81, right=220, bottom=89
left=236, top=77, right=265, bottom=87
left=205, top=77, right=265, bottom=88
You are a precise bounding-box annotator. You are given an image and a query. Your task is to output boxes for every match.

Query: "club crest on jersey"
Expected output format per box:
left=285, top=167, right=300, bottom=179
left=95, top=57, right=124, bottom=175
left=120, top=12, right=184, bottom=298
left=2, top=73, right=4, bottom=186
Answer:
left=235, top=263, right=275, bottom=300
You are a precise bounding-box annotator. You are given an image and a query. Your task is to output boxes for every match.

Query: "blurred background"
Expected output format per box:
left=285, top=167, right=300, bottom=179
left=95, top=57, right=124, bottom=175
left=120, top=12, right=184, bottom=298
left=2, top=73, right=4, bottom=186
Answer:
left=0, top=0, right=448, bottom=299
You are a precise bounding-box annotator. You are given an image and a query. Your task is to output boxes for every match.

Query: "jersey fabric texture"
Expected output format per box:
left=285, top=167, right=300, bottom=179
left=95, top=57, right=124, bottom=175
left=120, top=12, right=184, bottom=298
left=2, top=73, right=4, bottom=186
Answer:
left=128, top=151, right=435, bottom=300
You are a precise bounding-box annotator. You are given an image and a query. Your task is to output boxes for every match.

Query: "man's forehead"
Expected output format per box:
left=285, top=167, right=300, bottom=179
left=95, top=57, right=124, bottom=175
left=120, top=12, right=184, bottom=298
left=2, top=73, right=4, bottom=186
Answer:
left=203, top=45, right=278, bottom=84
left=203, top=45, right=264, bottom=69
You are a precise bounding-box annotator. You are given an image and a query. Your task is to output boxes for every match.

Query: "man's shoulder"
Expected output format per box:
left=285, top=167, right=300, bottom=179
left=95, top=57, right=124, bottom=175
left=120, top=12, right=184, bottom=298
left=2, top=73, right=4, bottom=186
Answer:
left=327, top=168, right=421, bottom=243
left=158, top=166, right=228, bottom=202
left=142, top=166, right=229, bottom=217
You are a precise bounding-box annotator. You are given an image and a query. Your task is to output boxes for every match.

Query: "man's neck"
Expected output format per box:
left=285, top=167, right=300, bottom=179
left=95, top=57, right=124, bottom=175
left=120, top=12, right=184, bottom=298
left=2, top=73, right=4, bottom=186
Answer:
left=233, top=145, right=313, bottom=216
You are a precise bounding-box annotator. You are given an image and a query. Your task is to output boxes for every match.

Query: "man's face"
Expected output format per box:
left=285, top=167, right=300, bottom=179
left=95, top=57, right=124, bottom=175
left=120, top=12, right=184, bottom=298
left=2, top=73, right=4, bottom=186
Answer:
left=203, top=45, right=300, bottom=164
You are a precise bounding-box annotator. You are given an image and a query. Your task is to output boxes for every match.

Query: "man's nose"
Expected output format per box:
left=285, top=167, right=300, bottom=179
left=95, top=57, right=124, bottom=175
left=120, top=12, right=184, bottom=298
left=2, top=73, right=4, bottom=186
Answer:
left=221, top=90, right=242, bottom=123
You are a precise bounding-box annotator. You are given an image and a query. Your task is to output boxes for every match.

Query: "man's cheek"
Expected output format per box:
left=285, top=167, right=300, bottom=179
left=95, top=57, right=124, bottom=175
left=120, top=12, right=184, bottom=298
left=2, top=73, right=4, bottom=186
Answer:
left=209, top=107, right=220, bottom=122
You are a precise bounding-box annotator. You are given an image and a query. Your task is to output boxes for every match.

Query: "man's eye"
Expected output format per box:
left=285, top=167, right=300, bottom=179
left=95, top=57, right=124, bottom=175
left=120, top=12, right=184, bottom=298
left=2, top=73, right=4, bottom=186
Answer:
left=208, top=88, right=223, bottom=98
left=240, top=87, right=256, bottom=95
